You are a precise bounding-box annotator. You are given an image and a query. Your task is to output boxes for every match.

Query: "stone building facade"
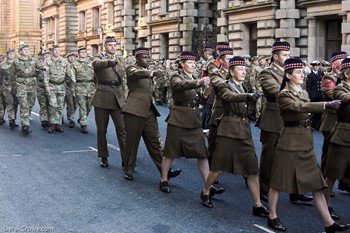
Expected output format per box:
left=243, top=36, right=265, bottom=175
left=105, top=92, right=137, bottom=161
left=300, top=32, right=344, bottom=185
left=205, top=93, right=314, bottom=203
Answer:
left=38, top=0, right=350, bottom=63
left=0, top=0, right=42, bottom=54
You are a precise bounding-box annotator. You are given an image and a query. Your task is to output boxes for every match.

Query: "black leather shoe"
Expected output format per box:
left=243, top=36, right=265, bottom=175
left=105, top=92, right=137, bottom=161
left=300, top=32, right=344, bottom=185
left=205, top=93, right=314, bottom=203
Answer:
left=100, top=157, right=108, bottom=168
left=200, top=191, right=213, bottom=208
left=329, top=206, right=340, bottom=220
left=9, top=120, right=18, bottom=129
left=253, top=205, right=269, bottom=218
left=167, top=168, right=181, bottom=179
left=289, top=193, right=313, bottom=202
left=338, top=180, right=350, bottom=194
left=260, top=190, right=269, bottom=202
left=159, top=181, right=171, bottom=193
left=209, top=185, right=225, bottom=197
left=55, top=125, right=64, bottom=133
left=69, top=120, right=75, bottom=128
left=22, top=125, right=31, bottom=135
left=48, top=124, right=55, bottom=133
left=213, top=179, right=219, bottom=185
left=325, top=222, right=350, bottom=233
left=267, top=218, right=286, bottom=232
left=41, top=121, right=50, bottom=128
left=124, top=174, right=133, bottom=181
left=81, top=125, right=88, bottom=134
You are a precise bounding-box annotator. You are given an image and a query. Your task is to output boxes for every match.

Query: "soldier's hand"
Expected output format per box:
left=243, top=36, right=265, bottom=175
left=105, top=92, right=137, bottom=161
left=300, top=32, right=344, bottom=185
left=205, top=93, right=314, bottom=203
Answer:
left=153, top=70, right=164, bottom=79
left=198, top=76, right=210, bottom=87
left=108, top=60, right=117, bottom=67
left=247, top=93, right=260, bottom=102
left=325, top=100, right=341, bottom=109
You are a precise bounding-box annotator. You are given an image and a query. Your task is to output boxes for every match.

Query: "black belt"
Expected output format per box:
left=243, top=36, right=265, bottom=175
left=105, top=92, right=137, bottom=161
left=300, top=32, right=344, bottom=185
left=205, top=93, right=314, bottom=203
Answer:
left=76, top=80, right=94, bottom=83
left=223, top=111, right=247, bottom=118
left=174, top=100, right=199, bottom=109
left=266, top=96, right=276, bottom=102
left=98, top=80, right=121, bottom=87
left=284, top=119, right=311, bottom=128
left=49, top=80, right=65, bottom=85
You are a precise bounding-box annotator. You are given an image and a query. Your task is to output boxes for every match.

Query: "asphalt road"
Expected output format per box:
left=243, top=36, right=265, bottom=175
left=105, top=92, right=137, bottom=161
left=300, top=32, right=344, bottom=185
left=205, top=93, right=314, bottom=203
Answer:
left=0, top=102, right=349, bottom=233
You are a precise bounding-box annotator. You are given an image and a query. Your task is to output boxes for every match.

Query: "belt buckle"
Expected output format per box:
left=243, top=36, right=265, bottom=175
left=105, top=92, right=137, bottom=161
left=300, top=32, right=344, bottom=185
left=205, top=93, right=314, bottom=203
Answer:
left=111, top=82, right=116, bottom=87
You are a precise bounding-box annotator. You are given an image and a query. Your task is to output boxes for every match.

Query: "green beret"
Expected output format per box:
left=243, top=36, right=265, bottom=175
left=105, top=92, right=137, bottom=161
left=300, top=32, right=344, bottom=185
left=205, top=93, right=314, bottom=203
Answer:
left=6, top=48, right=15, bottom=54
left=19, top=44, right=29, bottom=51
left=66, top=52, right=76, bottom=58
left=77, top=46, right=87, bottom=52
left=52, top=44, right=60, bottom=49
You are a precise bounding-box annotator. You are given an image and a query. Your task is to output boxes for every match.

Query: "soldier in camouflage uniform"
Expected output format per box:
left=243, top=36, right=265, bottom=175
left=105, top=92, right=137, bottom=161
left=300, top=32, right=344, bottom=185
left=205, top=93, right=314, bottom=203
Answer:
left=65, top=52, right=78, bottom=128
left=37, top=50, right=50, bottom=128
left=44, top=45, right=76, bottom=133
left=0, top=48, right=18, bottom=129
left=71, top=46, right=95, bottom=134
left=251, top=56, right=264, bottom=119
left=242, top=55, right=256, bottom=120
left=153, top=62, right=166, bottom=104
left=0, top=53, right=6, bottom=124
left=164, top=60, right=178, bottom=108
left=12, top=44, right=46, bottom=135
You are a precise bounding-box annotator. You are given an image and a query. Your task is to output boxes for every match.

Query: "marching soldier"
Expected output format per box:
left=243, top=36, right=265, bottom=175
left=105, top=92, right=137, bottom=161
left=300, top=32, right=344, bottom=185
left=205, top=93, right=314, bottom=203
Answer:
left=0, top=48, right=18, bottom=129
left=92, top=36, right=126, bottom=168
left=12, top=44, right=46, bottom=135
left=37, top=50, right=50, bottom=128
left=257, top=41, right=313, bottom=203
left=44, top=45, right=76, bottom=133
left=319, top=51, right=350, bottom=195
left=0, top=53, right=6, bottom=125
left=206, top=48, right=234, bottom=163
left=71, top=46, right=95, bottom=134
left=65, top=52, right=78, bottom=128
left=123, top=47, right=181, bottom=181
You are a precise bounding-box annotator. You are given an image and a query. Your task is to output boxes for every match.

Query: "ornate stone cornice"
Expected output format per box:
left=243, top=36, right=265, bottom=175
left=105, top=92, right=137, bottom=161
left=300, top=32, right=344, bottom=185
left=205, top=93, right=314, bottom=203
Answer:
left=223, top=1, right=278, bottom=14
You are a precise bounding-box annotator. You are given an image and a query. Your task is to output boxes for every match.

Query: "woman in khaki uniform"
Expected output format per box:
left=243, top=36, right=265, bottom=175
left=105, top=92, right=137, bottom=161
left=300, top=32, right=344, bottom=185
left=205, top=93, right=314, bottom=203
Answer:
left=200, top=57, right=269, bottom=218
left=159, top=51, right=223, bottom=196
left=267, top=58, right=348, bottom=233
left=324, top=58, right=350, bottom=221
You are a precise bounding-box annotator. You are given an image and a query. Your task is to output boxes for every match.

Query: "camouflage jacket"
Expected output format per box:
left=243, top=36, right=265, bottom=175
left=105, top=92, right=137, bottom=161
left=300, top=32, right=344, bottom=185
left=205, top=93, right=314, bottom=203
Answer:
left=0, top=60, right=15, bottom=91
left=43, top=56, right=75, bottom=92
left=12, top=56, right=44, bottom=89
left=71, top=59, right=95, bottom=96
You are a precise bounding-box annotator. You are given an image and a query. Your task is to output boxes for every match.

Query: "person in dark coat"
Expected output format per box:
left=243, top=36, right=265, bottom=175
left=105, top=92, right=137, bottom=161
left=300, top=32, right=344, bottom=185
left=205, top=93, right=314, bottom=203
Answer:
left=306, top=60, right=323, bottom=129
left=267, top=58, right=348, bottom=233
left=200, top=56, right=269, bottom=219
left=324, top=57, right=350, bottom=221
left=159, top=51, right=223, bottom=196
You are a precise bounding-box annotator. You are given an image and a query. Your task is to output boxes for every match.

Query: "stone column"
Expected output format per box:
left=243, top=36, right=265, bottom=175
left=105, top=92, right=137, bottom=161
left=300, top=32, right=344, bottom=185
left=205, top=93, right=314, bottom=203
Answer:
left=122, top=0, right=135, bottom=55
left=217, top=0, right=228, bottom=42
left=341, top=0, right=350, bottom=51
left=307, top=17, right=317, bottom=64
left=275, top=0, right=300, bottom=57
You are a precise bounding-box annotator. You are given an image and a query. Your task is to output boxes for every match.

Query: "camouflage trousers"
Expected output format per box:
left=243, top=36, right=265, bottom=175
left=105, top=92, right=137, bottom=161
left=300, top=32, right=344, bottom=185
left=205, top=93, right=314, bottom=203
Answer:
left=255, top=95, right=266, bottom=119
left=37, top=87, right=49, bottom=122
left=16, top=86, right=36, bottom=126
left=2, top=87, right=18, bottom=121
left=48, top=91, right=66, bottom=125
left=65, top=89, right=77, bottom=122
left=76, top=94, right=93, bottom=126
left=0, top=93, right=5, bottom=120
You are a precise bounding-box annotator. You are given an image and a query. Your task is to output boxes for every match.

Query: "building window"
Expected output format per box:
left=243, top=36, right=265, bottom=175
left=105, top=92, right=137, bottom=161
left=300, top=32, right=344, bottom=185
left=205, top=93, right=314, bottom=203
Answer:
left=92, top=7, right=100, bottom=29
left=160, top=0, right=169, bottom=14
left=107, top=3, right=114, bottom=25
left=79, top=11, right=86, bottom=32
left=249, top=23, right=257, bottom=56
left=160, top=33, right=169, bottom=60
left=325, top=19, right=341, bottom=61
left=91, top=44, right=99, bottom=56
left=140, top=0, right=147, bottom=17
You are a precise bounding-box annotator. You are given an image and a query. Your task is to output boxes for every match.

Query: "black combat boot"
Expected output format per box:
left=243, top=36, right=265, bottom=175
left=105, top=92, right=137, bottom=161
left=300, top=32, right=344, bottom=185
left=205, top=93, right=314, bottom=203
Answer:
left=9, top=120, right=18, bottom=129
left=22, top=125, right=31, bottom=135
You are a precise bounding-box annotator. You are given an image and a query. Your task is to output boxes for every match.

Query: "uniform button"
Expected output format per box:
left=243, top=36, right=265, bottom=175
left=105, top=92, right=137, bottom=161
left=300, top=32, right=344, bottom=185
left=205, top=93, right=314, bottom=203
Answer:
left=245, top=105, right=247, bottom=107
left=308, top=113, right=311, bottom=116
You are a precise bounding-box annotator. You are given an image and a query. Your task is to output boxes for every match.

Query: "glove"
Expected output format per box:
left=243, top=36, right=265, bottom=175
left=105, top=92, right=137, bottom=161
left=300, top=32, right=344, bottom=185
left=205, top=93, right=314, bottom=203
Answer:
left=325, top=100, right=341, bottom=109
left=108, top=60, right=117, bottom=67
left=247, top=93, right=260, bottom=102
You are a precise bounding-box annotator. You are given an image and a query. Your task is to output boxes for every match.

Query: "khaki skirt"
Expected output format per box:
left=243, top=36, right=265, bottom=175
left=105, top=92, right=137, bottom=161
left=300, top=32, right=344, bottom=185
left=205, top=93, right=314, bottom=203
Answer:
left=163, top=124, right=209, bottom=159
left=211, top=136, right=258, bottom=175
left=270, top=148, right=327, bottom=194
left=324, top=143, right=350, bottom=180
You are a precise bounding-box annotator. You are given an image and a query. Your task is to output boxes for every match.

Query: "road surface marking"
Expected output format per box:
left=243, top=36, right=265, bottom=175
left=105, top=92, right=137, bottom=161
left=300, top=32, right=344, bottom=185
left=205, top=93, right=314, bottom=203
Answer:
left=89, top=147, right=98, bottom=152
left=31, top=111, right=39, bottom=116
left=62, top=147, right=97, bottom=154
left=107, top=144, right=120, bottom=151
left=253, top=224, right=275, bottom=233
